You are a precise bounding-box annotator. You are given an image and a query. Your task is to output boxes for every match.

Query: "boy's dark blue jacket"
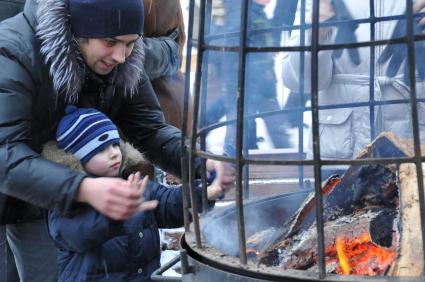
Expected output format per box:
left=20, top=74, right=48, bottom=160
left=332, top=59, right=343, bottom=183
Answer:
left=48, top=180, right=191, bottom=282
left=42, top=141, right=210, bottom=281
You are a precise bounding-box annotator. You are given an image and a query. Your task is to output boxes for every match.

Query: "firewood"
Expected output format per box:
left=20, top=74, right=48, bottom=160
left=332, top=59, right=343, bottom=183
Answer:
left=256, top=133, right=425, bottom=275
left=281, top=211, right=392, bottom=269
left=388, top=163, right=424, bottom=276
left=255, top=175, right=341, bottom=264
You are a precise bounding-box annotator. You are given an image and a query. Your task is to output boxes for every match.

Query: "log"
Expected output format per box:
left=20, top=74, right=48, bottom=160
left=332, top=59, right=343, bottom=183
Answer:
left=356, top=132, right=425, bottom=159
left=388, top=163, right=424, bottom=276
left=257, top=133, right=425, bottom=275
left=280, top=211, right=395, bottom=271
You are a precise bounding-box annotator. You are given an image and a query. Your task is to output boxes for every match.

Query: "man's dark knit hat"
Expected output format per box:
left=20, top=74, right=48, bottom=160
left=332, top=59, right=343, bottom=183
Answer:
left=69, top=0, right=144, bottom=38
left=56, top=105, right=120, bottom=165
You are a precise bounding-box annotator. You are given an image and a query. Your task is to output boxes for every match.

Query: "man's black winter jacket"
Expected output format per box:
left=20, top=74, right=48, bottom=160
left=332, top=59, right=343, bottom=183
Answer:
left=0, top=0, right=183, bottom=222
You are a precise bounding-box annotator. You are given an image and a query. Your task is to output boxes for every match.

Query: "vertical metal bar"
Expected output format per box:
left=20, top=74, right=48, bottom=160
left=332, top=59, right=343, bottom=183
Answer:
left=243, top=163, right=250, bottom=199
left=243, top=116, right=249, bottom=199
left=298, top=0, right=308, bottom=189
left=310, top=0, right=326, bottom=278
left=405, top=0, right=425, bottom=272
left=235, top=0, right=249, bottom=265
left=242, top=0, right=250, bottom=201
left=199, top=0, right=213, bottom=214
left=188, top=0, right=209, bottom=248
left=200, top=160, right=209, bottom=214
left=181, top=0, right=196, bottom=232
left=369, top=0, right=376, bottom=140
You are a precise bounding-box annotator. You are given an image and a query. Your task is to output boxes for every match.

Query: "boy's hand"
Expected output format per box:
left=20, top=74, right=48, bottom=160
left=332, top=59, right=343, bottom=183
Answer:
left=127, top=172, right=158, bottom=212
left=207, top=180, right=226, bottom=200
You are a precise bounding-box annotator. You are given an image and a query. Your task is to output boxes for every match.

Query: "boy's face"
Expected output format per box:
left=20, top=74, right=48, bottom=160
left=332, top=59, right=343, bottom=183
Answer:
left=77, top=34, right=139, bottom=75
left=84, top=143, right=122, bottom=177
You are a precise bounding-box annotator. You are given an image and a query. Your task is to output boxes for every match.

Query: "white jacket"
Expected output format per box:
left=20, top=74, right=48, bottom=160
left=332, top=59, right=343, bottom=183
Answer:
left=282, top=0, right=425, bottom=159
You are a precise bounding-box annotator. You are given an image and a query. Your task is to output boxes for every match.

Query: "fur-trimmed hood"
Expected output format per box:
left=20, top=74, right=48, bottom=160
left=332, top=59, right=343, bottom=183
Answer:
left=41, top=140, right=147, bottom=177
left=35, top=0, right=146, bottom=104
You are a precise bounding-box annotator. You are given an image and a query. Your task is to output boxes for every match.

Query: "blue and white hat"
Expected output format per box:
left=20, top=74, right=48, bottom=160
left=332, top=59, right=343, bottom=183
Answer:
left=56, top=105, right=120, bottom=165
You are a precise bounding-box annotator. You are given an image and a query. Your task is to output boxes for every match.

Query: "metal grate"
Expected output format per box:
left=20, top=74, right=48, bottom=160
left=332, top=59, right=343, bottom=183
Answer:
left=181, top=0, right=425, bottom=279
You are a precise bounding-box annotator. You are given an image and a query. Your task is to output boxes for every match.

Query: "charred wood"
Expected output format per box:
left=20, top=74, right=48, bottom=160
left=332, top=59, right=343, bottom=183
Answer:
left=259, top=210, right=396, bottom=272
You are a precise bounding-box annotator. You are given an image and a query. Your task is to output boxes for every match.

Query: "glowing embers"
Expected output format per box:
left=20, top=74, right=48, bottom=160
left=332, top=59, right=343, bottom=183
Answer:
left=257, top=162, right=400, bottom=275
left=334, top=232, right=397, bottom=275
left=200, top=133, right=422, bottom=277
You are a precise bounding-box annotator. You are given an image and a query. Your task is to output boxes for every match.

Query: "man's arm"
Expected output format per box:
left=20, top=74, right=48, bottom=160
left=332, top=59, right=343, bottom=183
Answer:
left=0, top=50, right=85, bottom=214
left=116, top=76, right=184, bottom=177
left=0, top=51, right=144, bottom=220
left=116, top=76, right=236, bottom=191
left=143, top=29, right=182, bottom=80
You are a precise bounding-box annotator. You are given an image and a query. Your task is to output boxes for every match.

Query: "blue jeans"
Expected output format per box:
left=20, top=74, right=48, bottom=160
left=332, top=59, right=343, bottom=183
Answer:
left=2, top=219, right=58, bottom=282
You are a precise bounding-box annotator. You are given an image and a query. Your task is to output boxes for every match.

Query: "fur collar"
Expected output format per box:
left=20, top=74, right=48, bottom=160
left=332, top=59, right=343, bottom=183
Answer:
left=41, top=141, right=147, bottom=176
left=35, top=0, right=146, bottom=104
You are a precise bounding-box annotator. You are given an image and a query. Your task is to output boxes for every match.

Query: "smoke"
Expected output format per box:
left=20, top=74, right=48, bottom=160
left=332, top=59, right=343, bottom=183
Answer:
left=202, top=193, right=308, bottom=257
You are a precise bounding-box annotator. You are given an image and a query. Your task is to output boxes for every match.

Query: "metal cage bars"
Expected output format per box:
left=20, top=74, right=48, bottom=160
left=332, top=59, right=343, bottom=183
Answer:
left=181, top=0, right=425, bottom=278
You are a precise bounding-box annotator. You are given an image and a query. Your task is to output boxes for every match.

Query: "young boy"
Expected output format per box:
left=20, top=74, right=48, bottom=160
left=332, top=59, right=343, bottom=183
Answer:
left=45, top=105, right=228, bottom=281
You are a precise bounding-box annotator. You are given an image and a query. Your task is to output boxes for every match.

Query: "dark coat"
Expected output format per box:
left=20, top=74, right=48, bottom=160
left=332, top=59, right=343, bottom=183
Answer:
left=43, top=141, right=206, bottom=281
left=0, top=0, right=25, bottom=21
left=48, top=181, right=190, bottom=281
left=0, top=0, right=185, bottom=222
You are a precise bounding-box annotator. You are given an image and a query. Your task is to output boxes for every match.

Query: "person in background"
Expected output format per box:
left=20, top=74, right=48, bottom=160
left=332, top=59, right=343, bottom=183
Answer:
left=42, top=106, right=232, bottom=281
left=205, top=0, right=291, bottom=150
left=282, top=0, right=425, bottom=165
left=0, top=0, right=234, bottom=281
left=271, top=0, right=304, bottom=130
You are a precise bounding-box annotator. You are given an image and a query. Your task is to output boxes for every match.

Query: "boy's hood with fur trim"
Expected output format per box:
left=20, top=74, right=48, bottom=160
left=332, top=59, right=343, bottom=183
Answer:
left=41, top=141, right=147, bottom=176
left=35, top=0, right=146, bottom=104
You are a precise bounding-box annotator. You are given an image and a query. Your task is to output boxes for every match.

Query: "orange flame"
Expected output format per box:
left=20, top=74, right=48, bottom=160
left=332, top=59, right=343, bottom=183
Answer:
left=335, top=232, right=396, bottom=275
left=336, top=236, right=350, bottom=274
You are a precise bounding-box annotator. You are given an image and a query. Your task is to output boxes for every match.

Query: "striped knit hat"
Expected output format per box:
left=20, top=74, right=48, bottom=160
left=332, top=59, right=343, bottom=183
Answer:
left=56, top=105, right=120, bottom=165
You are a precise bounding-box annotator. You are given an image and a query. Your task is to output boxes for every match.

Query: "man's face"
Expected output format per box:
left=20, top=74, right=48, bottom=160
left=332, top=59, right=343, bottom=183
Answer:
left=84, top=143, right=122, bottom=177
left=77, top=34, right=140, bottom=75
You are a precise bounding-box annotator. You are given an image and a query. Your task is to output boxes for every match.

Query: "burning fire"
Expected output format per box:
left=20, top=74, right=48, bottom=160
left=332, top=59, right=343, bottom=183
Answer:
left=334, top=232, right=396, bottom=275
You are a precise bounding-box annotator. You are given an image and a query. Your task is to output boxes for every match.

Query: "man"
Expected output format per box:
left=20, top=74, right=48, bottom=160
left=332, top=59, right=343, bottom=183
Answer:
left=0, top=0, right=187, bottom=281
left=0, top=0, right=234, bottom=281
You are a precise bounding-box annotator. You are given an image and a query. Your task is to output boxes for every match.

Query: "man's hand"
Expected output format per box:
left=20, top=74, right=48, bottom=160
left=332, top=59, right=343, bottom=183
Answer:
left=206, top=159, right=236, bottom=200
left=76, top=172, right=157, bottom=220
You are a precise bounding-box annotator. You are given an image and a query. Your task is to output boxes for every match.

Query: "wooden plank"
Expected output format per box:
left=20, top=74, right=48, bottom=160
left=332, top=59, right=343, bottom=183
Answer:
left=388, top=163, right=424, bottom=276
